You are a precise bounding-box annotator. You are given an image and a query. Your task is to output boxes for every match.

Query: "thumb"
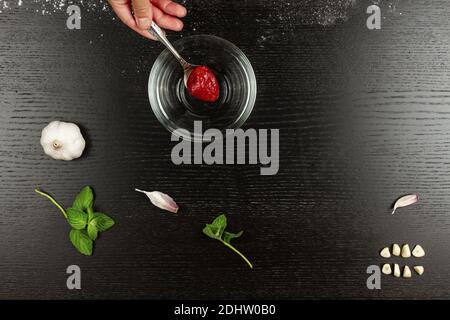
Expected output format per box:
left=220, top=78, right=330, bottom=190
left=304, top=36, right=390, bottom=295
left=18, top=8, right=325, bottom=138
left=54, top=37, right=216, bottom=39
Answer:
left=132, top=0, right=152, bottom=30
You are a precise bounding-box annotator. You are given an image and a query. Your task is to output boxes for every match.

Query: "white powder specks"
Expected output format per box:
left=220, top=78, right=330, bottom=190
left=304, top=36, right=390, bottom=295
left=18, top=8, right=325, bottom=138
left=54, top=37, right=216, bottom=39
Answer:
left=0, top=0, right=111, bottom=15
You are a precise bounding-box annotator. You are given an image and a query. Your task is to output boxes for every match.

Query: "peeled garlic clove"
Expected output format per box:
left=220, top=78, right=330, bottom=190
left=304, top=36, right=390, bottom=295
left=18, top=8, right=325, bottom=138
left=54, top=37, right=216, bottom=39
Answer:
left=380, top=247, right=391, bottom=258
left=401, top=244, right=411, bottom=258
left=393, top=264, right=401, bottom=277
left=412, top=245, right=425, bottom=258
left=403, top=266, right=412, bottom=278
left=135, top=189, right=179, bottom=213
left=382, top=264, right=392, bottom=275
left=392, top=244, right=401, bottom=256
left=414, top=266, right=424, bottom=275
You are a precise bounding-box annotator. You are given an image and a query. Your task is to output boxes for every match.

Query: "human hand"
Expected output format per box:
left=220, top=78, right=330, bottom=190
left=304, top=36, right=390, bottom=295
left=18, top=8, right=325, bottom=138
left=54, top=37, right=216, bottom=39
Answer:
left=107, top=0, right=187, bottom=40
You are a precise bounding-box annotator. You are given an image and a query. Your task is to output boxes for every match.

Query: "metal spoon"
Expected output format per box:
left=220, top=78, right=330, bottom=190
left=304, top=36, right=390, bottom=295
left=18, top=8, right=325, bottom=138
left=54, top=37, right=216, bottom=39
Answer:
left=149, top=21, right=195, bottom=86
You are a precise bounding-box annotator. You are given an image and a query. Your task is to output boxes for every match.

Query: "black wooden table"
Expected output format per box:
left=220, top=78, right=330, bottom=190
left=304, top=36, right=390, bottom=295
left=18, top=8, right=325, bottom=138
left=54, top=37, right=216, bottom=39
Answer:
left=1, top=0, right=450, bottom=299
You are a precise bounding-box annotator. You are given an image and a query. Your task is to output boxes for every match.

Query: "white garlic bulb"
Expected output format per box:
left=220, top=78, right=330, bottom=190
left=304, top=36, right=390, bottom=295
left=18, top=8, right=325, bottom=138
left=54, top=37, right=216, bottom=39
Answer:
left=40, top=121, right=86, bottom=161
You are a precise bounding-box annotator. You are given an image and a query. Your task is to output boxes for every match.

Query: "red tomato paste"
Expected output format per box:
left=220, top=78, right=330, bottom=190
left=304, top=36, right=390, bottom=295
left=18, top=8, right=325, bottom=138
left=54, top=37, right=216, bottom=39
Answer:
left=186, top=66, right=220, bottom=103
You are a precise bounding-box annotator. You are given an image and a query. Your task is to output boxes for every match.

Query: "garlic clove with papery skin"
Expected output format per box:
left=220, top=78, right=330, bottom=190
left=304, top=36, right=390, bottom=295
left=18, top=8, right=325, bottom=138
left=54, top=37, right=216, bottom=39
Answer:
left=40, top=121, right=86, bottom=161
left=135, top=189, right=179, bottom=213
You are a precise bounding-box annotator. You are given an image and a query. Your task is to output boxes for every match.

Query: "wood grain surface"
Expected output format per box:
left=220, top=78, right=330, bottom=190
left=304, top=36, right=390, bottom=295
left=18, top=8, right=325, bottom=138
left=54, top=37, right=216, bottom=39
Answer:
left=1, top=0, right=450, bottom=299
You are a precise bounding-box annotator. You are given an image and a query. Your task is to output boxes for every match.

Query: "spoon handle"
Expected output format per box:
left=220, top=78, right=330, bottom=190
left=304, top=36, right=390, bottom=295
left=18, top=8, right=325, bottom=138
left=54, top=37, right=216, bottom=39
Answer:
left=149, top=21, right=190, bottom=70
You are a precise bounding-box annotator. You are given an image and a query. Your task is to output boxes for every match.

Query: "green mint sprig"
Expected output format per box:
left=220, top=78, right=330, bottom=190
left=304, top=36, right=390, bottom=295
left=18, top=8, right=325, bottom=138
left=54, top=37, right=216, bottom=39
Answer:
left=35, top=186, right=115, bottom=256
left=203, top=214, right=253, bottom=269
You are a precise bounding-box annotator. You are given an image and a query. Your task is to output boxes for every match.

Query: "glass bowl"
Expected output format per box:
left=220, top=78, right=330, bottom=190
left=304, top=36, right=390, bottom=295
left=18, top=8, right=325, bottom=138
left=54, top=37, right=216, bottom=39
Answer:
left=148, top=35, right=257, bottom=142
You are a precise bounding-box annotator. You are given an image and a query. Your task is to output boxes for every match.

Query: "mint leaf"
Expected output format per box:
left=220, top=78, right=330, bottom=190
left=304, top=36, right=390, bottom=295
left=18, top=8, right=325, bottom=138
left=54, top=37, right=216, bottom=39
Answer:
left=210, top=214, right=227, bottom=238
left=35, top=185, right=116, bottom=257
left=67, top=208, right=88, bottom=230
left=211, top=214, right=227, bottom=229
left=223, top=231, right=243, bottom=244
left=203, top=214, right=253, bottom=269
left=87, top=223, right=98, bottom=240
left=87, top=207, right=95, bottom=222
left=69, top=229, right=93, bottom=256
left=91, top=213, right=115, bottom=232
left=203, top=225, right=219, bottom=240
left=72, top=186, right=94, bottom=212
left=203, top=215, right=227, bottom=240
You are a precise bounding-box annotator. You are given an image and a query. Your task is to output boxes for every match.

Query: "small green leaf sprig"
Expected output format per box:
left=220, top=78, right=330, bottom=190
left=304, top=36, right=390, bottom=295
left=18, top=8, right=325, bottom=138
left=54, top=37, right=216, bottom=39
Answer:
left=203, top=214, right=253, bottom=269
left=35, top=186, right=115, bottom=256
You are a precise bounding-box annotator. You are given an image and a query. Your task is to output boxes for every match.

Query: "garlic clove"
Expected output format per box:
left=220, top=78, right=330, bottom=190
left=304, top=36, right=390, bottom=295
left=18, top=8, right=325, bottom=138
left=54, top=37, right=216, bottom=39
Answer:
left=380, top=247, right=391, bottom=258
left=392, top=243, right=401, bottom=256
left=393, top=264, right=401, bottom=277
left=401, top=244, right=411, bottom=258
left=403, top=266, right=412, bottom=278
left=135, top=189, right=179, bottom=213
left=382, top=264, right=392, bottom=275
left=414, top=266, right=424, bottom=275
left=412, top=245, right=425, bottom=258
left=392, top=194, right=419, bottom=214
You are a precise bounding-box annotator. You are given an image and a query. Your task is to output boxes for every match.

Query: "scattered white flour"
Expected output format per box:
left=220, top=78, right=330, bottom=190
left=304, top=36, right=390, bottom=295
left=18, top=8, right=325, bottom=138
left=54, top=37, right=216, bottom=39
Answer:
left=0, top=0, right=111, bottom=14
left=0, top=0, right=404, bottom=40
left=0, top=0, right=403, bottom=23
